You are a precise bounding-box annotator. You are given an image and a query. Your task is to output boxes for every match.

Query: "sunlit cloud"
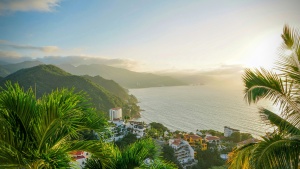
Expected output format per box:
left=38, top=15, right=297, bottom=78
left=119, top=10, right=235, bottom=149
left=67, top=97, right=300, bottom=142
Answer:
left=39, top=56, right=142, bottom=70
left=0, top=0, right=61, bottom=15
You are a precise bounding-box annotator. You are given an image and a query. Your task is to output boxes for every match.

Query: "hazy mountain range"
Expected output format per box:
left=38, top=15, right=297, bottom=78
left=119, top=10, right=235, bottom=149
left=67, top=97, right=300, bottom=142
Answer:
left=0, top=60, right=186, bottom=89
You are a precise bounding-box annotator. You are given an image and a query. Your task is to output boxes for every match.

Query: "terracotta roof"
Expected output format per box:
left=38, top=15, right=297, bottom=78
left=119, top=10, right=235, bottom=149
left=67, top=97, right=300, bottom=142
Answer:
left=206, top=136, right=220, bottom=141
left=172, top=139, right=181, bottom=146
left=74, top=155, right=85, bottom=160
left=184, top=134, right=202, bottom=140
left=70, top=151, right=83, bottom=156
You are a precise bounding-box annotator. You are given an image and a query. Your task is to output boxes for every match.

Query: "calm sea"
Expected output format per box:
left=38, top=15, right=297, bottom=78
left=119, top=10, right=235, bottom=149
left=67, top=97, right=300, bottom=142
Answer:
left=130, top=85, right=275, bottom=137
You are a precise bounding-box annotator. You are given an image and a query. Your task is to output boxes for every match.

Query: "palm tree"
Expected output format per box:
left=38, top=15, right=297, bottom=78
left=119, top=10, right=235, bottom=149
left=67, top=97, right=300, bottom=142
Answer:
left=0, top=82, right=114, bottom=168
left=228, top=25, right=300, bottom=169
left=84, top=138, right=177, bottom=169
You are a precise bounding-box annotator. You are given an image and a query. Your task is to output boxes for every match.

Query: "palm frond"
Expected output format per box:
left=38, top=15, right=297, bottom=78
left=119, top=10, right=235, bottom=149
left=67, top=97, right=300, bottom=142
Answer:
left=259, top=108, right=300, bottom=135
left=243, top=68, right=299, bottom=113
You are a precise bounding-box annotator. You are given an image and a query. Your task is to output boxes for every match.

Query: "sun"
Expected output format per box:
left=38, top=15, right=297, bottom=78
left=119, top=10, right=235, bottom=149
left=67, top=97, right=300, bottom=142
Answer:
left=244, top=32, right=282, bottom=69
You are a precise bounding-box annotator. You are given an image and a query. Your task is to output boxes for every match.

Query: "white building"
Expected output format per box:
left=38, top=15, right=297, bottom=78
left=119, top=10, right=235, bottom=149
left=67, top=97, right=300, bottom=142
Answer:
left=109, top=107, right=122, bottom=121
left=70, top=151, right=90, bottom=169
left=224, top=126, right=240, bottom=137
left=169, top=139, right=197, bottom=169
left=126, top=121, right=146, bottom=138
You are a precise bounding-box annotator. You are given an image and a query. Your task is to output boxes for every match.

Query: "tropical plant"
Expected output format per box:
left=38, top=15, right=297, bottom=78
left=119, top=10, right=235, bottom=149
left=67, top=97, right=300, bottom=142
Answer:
left=0, top=81, right=114, bottom=168
left=228, top=25, right=300, bottom=169
left=84, top=138, right=177, bottom=169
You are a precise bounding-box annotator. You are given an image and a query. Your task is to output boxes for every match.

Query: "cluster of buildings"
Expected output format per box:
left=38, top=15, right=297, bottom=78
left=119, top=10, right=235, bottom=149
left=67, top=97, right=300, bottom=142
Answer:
left=70, top=107, right=148, bottom=168
left=168, top=132, right=223, bottom=168
left=70, top=107, right=253, bottom=169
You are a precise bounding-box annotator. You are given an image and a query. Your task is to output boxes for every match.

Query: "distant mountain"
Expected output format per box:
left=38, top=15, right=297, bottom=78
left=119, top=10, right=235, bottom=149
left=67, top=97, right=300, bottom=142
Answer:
left=82, top=75, right=129, bottom=100
left=58, top=64, right=187, bottom=88
left=0, top=65, right=127, bottom=113
left=0, top=60, right=43, bottom=77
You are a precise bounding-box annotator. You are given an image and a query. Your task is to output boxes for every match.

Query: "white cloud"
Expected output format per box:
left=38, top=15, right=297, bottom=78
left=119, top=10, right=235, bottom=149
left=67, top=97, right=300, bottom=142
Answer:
left=0, top=0, right=61, bottom=14
left=0, top=40, right=60, bottom=53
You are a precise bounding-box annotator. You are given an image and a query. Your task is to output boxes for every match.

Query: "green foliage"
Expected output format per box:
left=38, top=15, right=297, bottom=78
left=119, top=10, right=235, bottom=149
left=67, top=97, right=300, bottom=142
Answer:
left=0, top=82, right=109, bottom=168
left=229, top=25, right=300, bottom=169
left=150, top=122, right=168, bottom=132
left=115, top=133, right=138, bottom=149
left=192, top=149, right=225, bottom=169
left=0, top=65, right=141, bottom=117
left=161, top=145, right=183, bottom=169
left=199, top=130, right=223, bottom=137
left=85, top=138, right=176, bottom=169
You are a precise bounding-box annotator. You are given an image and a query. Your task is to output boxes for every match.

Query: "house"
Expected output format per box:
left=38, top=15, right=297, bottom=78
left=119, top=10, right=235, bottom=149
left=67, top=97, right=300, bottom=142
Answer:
left=109, top=107, right=122, bottom=121
left=205, top=136, right=220, bottom=144
left=70, top=151, right=90, bottom=169
left=126, top=121, right=146, bottom=138
left=169, top=139, right=198, bottom=169
left=183, top=134, right=207, bottom=151
left=224, top=126, right=240, bottom=137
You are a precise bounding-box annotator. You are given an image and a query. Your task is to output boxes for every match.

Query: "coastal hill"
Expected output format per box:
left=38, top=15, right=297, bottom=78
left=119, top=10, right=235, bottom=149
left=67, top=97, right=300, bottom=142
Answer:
left=58, top=64, right=187, bottom=88
left=0, top=65, right=137, bottom=115
left=0, top=61, right=187, bottom=89
left=0, top=60, right=43, bottom=77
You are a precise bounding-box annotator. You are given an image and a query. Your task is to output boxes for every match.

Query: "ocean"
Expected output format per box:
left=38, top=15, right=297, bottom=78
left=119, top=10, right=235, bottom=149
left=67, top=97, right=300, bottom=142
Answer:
left=130, top=85, right=275, bottom=137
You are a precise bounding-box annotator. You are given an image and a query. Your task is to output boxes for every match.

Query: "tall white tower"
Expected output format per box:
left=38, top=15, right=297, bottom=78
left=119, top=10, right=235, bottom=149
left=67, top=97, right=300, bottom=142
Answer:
left=109, top=108, right=122, bottom=121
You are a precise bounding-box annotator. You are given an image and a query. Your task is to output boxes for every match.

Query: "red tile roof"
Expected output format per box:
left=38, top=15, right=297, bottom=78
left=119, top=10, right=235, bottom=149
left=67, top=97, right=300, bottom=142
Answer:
left=184, top=134, right=202, bottom=140
left=172, top=139, right=181, bottom=146
left=206, top=136, right=220, bottom=141
left=74, top=155, right=85, bottom=160
left=70, top=151, right=83, bottom=156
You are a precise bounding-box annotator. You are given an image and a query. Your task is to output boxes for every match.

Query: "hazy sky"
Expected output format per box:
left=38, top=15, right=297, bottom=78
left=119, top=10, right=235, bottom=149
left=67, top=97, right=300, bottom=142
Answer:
left=0, top=0, right=299, bottom=72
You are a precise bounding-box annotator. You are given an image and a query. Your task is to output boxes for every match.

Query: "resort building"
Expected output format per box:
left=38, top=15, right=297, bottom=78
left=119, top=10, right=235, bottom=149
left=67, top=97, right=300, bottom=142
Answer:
left=126, top=121, right=146, bottom=138
left=224, top=126, right=240, bottom=137
left=205, top=136, right=220, bottom=144
left=183, top=134, right=207, bottom=151
left=169, top=139, right=198, bottom=169
left=109, top=107, right=122, bottom=121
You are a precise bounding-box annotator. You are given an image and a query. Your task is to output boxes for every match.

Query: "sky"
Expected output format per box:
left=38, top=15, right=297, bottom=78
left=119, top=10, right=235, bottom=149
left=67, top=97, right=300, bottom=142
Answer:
left=0, top=0, right=300, bottom=72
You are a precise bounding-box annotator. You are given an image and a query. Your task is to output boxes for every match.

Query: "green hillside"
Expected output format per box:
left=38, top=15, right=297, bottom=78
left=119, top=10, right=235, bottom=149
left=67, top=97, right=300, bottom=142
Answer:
left=82, top=75, right=129, bottom=100
left=1, top=60, right=43, bottom=75
left=0, top=65, right=139, bottom=117
left=58, top=64, right=187, bottom=88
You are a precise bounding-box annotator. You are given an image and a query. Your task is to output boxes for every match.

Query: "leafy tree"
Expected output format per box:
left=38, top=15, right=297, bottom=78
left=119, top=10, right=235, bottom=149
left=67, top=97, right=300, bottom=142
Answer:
left=149, top=122, right=168, bottom=132
left=161, top=145, right=183, bottom=169
left=115, top=133, right=138, bottom=149
left=229, top=132, right=241, bottom=143
left=228, top=25, right=300, bottom=169
left=85, top=138, right=177, bottom=169
left=192, top=148, right=224, bottom=169
left=0, top=82, right=113, bottom=168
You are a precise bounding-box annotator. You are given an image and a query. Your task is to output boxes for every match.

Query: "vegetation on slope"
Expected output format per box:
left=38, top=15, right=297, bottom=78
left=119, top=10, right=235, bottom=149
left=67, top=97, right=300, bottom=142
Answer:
left=0, top=65, right=140, bottom=117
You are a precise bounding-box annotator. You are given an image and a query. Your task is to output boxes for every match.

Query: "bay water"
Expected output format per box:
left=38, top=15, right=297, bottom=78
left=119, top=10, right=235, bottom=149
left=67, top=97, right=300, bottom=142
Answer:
left=130, top=85, right=275, bottom=137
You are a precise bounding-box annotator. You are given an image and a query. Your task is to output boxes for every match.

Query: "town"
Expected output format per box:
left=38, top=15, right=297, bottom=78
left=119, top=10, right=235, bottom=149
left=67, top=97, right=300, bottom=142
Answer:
left=71, top=108, right=258, bottom=169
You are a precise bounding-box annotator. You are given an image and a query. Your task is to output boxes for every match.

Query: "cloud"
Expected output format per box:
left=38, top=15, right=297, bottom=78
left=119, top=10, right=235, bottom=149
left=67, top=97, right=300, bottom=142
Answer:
left=39, top=56, right=141, bottom=70
left=0, top=50, right=34, bottom=63
left=0, top=40, right=60, bottom=53
left=0, top=0, right=61, bottom=14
